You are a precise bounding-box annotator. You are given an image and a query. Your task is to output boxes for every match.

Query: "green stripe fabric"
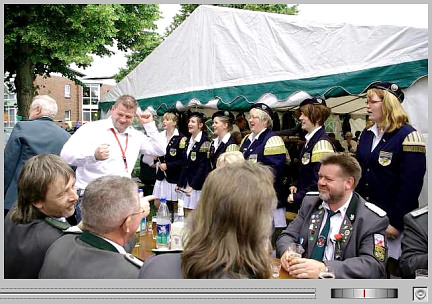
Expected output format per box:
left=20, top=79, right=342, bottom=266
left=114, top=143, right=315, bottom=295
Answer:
left=99, top=59, right=427, bottom=115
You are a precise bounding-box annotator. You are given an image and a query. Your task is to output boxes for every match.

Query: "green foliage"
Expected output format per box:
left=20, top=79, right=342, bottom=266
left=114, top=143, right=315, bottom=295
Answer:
left=4, top=4, right=161, bottom=118
left=115, top=4, right=298, bottom=83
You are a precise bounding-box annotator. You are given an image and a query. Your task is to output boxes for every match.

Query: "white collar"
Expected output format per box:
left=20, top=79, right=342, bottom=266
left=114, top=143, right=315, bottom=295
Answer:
left=107, top=116, right=133, bottom=134
left=305, top=126, right=322, bottom=143
left=164, top=128, right=179, bottom=141
left=100, top=236, right=127, bottom=254
left=52, top=217, right=67, bottom=223
left=191, top=131, right=203, bottom=143
left=249, top=128, right=267, bottom=142
left=322, top=192, right=353, bottom=219
left=368, top=123, right=385, bottom=137
left=215, top=132, right=231, bottom=145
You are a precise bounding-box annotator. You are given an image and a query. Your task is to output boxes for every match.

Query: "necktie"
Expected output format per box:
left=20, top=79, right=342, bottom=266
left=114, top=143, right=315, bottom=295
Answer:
left=311, top=209, right=338, bottom=261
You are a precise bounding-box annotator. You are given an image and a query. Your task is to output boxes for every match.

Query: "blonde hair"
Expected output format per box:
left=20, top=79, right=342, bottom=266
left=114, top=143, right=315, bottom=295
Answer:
left=182, top=161, right=276, bottom=279
left=367, top=89, right=409, bottom=132
left=163, top=112, right=178, bottom=125
left=250, top=108, right=273, bottom=129
left=113, top=95, right=137, bottom=111
left=216, top=151, right=244, bottom=168
left=213, top=116, right=233, bottom=132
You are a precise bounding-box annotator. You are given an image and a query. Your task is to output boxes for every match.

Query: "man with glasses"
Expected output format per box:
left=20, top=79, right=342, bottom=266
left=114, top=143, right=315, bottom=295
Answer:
left=276, top=154, right=389, bottom=279
left=39, top=176, right=152, bottom=279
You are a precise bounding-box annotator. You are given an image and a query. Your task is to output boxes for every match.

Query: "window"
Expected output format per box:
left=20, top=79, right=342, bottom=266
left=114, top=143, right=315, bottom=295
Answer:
left=4, top=106, right=17, bottom=128
left=82, top=83, right=101, bottom=122
left=64, top=84, right=71, bottom=98
left=82, top=109, right=99, bottom=123
left=65, top=110, right=71, bottom=121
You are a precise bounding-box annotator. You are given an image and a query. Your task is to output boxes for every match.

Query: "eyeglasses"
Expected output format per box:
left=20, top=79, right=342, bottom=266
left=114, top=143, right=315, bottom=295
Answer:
left=129, top=209, right=146, bottom=217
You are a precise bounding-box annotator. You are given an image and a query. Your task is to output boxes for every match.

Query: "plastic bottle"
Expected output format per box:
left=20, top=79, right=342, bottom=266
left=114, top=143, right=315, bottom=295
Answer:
left=156, top=198, right=171, bottom=249
left=170, top=198, right=185, bottom=250
left=137, top=189, right=147, bottom=235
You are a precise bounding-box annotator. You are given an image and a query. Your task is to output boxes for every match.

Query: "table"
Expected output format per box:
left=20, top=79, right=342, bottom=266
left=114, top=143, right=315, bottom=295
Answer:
left=132, top=231, right=292, bottom=279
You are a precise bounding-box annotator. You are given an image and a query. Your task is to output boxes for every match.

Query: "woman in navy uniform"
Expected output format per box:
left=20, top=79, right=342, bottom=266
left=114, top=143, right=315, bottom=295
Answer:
left=152, top=112, right=186, bottom=216
left=176, top=112, right=210, bottom=216
left=240, top=103, right=287, bottom=231
left=287, top=97, right=334, bottom=209
left=209, top=110, right=239, bottom=171
left=356, top=81, right=426, bottom=260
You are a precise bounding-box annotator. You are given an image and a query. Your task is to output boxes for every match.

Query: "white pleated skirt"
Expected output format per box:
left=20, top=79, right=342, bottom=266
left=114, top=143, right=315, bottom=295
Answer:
left=273, top=207, right=287, bottom=228
left=152, top=179, right=179, bottom=201
left=179, top=188, right=202, bottom=210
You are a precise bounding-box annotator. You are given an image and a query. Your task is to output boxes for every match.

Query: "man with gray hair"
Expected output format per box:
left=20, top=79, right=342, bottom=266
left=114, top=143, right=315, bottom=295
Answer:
left=39, top=175, right=151, bottom=279
left=4, top=95, right=70, bottom=216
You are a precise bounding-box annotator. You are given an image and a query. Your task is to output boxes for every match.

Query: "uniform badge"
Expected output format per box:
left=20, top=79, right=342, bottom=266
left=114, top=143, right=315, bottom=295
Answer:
left=373, top=234, right=386, bottom=262
left=191, top=152, right=197, bottom=161
left=302, top=152, right=311, bottom=165
left=349, top=214, right=355, bottom=221
left=169, top=148, right=177, bottom=156
left=248, top=154, right=258, bottom=163
left=317, top=236, right=326, bottom=247
left=378, top=151, right=392, bottom=166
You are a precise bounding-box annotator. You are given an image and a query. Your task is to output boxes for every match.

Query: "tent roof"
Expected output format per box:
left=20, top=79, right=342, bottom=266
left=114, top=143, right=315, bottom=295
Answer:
left=101, top=5, right=427, bottom=115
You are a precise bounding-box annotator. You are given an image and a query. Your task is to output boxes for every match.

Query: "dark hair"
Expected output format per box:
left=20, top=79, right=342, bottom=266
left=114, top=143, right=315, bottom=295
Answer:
left=10, top=154, right=75, bottom=224
left=321, top=153, right=362, bottom=188
left=300, top=104, right=331, bottom=126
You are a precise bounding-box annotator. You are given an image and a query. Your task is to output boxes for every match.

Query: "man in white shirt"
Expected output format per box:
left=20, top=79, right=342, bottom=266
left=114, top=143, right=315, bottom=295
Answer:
left=61, top=95, right=165, bottom=221
left=276, top=154, right=389, bottom=279
left=39, top=175, right=151, bottom=279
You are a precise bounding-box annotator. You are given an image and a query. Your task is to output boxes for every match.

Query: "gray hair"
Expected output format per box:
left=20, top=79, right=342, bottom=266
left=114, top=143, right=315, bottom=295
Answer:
left=81, top=176, right=139, bottom=235
left=216, top=151, right=245, bottom=168
left=31, top=95, right=58, bottom=118
left=250, top=108, right=273, bottom=130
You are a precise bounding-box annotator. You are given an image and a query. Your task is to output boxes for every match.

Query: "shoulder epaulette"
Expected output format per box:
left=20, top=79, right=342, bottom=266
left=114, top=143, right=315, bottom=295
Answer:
left=305, top=191, right=319, bottom=196
left=410, top=206, right=428, bottom=217
left=264, top=136, right=286, bottom=156
left=311, top=140, right=334, bottom=162
left=365, top=202, right=387, bottom=217
left=179, top=137, right=187, bottom=149
left=44, top=217, right=71, bottom=231
left=240, top=135, right=248, bottom=147
left=199, top=141, right=211, bottom=152
left=124, top=253, right=144, bottom=268
left=403, top=131, right=426, bottom=153
left=226, top=143, right=240, bottom=152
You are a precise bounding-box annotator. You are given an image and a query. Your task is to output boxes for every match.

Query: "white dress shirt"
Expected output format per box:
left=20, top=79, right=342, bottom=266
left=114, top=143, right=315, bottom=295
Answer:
left=369, top=123, right=385, bottom=152
left=186, top=131, right=202, bottom=157
left=61, top=116, right=166, bottom=189
left=212, top=132, right=231, bottom=151
left=320, top=192, right=353, bottom=261
left=304, top=126, right=322, bottom=148
left=100, top=236, right=127, bottom=254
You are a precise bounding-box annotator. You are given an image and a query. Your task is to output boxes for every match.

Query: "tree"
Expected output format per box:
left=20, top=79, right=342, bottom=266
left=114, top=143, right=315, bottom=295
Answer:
left=4, top=4, right=161, bottom=119
left=116, top=4, right=298, bottom=82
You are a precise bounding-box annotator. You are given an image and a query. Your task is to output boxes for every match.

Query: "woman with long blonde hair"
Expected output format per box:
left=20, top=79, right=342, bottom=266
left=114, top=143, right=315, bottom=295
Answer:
left=356, top=81, right=426, bottom=262
left=139, top=161, right=277, bottom=279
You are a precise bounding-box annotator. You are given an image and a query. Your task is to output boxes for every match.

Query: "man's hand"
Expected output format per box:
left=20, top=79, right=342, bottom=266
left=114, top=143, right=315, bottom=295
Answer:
left=94, top=144, right=110, bottom=161
left=386, top=225, right=401, bottom=240
left=287, top=258, right=326, bottom=279
left=136, top=109, right=154, bottom=125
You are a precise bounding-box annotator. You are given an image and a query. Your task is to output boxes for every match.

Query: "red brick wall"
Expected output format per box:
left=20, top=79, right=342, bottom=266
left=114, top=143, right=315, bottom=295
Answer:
left=34, top=75, right=114, bottom=123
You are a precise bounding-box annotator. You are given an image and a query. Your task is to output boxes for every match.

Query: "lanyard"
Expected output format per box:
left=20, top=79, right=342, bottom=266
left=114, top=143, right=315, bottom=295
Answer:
left=110, top=128, right=128, bottom=171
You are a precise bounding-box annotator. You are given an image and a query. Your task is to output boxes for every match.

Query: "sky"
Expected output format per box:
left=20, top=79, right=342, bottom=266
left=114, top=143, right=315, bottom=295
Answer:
left=72, top=4, right=428, bottom=80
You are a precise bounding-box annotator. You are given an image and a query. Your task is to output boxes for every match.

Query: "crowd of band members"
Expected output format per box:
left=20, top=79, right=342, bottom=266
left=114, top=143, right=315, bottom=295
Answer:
left=3, top=81, right=427, bottom=279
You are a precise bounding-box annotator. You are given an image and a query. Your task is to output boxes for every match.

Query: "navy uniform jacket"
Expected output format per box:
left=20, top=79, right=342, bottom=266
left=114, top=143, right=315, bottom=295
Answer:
left=293, top=128, right=334, bottom=205
left=209, top=134, right=239, bottom=170
left=240, top=129, right=287, bottom=208
left=177, top=134, right=211, bottom=191
left=399, top=206, right=428, bottom=279
left=39, top=232, right=141, bottom=279
left=4, top=117, right=71, bottom=210
left=4, top=215, right=76, bottom=278
left=156, top=134, right=187, bottom=184
left=356, top=124, right=426, bottom=231
left=276, top=193, right=389, bottom=279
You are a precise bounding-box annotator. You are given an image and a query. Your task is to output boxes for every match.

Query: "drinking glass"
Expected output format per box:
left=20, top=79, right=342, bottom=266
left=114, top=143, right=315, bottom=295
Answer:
left=319, top=265, right=335, bottom=279
left=415, top=269, right=428, bottom=279
left=271, top=261, right=282, bottom=278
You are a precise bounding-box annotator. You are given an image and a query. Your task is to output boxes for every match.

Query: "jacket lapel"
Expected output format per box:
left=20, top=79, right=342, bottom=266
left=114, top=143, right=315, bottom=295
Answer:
left=307, top=203, right=325, bottom=257
left=334, top=193, right=359, bottom=260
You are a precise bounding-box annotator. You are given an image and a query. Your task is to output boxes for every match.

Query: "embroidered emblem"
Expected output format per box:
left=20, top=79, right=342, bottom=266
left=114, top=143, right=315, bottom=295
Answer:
left=302, top=152, right=311, bottom=165
left=248, top=154, right=258, bottom=163
left=169, top=148, right=177, bottom=156
left=373, top=233, right=386, bottom=262
left=191, top=152, right=197, bottom=161
left=378, top=151, right=393, bottom=166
